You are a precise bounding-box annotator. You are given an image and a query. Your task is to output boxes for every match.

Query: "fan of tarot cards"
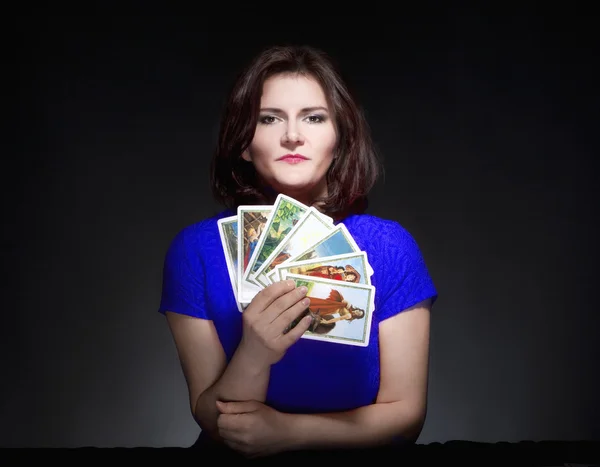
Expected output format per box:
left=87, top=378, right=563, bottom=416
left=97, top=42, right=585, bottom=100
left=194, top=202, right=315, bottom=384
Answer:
left=217, top=193, right=376, bottom=347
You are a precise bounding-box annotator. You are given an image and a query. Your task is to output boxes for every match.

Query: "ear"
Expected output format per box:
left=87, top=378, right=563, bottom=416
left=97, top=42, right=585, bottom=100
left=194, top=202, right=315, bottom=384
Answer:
left=241, top=149, right=252, bottom=162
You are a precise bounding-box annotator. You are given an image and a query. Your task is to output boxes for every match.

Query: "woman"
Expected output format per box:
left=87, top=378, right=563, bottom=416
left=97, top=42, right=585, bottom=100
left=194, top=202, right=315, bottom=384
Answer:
left=306, top=288, right=366, bottom=334
left=158, top=45, right=438, bottom=458
left=243, top=224, right=263, bottom=270
left=300, top=264, right=361, bottom=282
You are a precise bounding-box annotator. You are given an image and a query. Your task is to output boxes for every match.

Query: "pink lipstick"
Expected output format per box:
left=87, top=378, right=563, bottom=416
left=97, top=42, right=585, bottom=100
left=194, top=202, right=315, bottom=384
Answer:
left=277, top=153, right=308, bottom=164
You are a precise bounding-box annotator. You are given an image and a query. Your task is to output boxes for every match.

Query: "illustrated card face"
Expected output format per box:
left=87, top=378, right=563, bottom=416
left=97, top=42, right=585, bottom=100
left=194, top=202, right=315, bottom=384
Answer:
left=285, top=223, right=373, bottom=276
left=217, top=215, right=243, bottom=312
left=274, top=251, right=372, bottom=286
left=285, top=273, right=375, bottom=347
left=243, top=194, right=309, bottom=287
left=237, top=205, right=273, bottom=304
left=252, top=206, right=334, bottom=286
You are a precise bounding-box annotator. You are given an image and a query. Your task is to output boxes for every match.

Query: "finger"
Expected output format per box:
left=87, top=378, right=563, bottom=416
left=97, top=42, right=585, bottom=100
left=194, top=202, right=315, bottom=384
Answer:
left=283, top=314, right=313, bottom=343
left=248, top=280, right=296, bottom=314
left=277, top=295, right=311, bottom=332
left=263, top=284, right=309, bottom=324
left=218, top=428, right=254, bottom=455
left=215, top=400, right=227, bottom=412
left=218, top=412, right=251, bottom=434
left=217, top=413, right=237, bottom=432
left=218, top=423, right=242, bottom=440
left=279, top=301, right=313, bottom=344
left=223, top=439, right=254, bottom=457
left=216, top=400, right=259, bottom=414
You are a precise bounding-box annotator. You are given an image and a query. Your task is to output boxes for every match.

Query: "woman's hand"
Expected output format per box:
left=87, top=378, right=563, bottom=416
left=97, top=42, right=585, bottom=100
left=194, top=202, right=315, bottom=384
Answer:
left=216, top=400, right=294, bottom=458
left=238, top=279, right=312, bottom=367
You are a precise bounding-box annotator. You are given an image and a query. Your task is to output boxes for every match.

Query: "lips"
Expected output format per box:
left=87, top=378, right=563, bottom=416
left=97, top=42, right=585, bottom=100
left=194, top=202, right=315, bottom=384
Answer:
left=277, top=153, right=308, bottom=163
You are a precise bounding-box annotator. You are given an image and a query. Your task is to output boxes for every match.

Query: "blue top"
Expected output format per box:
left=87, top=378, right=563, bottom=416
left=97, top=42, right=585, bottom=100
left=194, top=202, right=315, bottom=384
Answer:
left=158, top=209, right=438, bottom=415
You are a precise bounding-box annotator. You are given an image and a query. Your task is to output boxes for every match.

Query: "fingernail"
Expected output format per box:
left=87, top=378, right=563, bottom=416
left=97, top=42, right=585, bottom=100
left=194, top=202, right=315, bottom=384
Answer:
left=299, top=286, right=308, bottom=294
left=302, top=297, right=310, bottom=305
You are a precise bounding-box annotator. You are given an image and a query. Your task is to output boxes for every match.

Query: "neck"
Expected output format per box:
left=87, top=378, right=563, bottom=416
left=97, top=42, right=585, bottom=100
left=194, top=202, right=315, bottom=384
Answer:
left=264, top=185, right=328, bottom=210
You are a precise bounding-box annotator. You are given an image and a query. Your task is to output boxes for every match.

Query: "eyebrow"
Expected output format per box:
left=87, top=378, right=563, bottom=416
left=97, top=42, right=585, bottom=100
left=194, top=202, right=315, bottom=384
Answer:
left=259, top=106, right=329, bottom=114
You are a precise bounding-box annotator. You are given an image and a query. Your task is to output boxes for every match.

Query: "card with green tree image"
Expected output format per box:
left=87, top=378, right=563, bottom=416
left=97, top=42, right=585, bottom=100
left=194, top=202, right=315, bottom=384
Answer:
left=244, top=194, right=309, bottom=285
left=253, top=206, right=334, bottom=286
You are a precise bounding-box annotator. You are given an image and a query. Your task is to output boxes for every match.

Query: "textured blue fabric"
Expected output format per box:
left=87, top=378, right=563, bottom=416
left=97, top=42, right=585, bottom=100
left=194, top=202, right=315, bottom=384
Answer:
left=158, top=208, right=438, bottom=414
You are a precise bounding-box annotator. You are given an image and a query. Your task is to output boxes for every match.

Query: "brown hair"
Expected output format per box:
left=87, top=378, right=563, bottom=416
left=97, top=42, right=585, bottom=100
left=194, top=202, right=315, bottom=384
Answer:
left=209, top=44, right=382, bottom=220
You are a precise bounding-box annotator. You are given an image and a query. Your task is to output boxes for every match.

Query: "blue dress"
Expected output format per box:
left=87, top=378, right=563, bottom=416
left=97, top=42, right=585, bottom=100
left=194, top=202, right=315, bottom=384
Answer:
left=158, top=208, right=438, bottom=419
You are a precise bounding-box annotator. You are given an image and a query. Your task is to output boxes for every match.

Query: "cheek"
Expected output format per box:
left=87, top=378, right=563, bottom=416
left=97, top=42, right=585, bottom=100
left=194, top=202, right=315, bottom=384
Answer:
left=317, top=131, right=337, bottom=161
left=247, top=133, right=272, bottom=162
left=318, top=124, right=337, bottom=149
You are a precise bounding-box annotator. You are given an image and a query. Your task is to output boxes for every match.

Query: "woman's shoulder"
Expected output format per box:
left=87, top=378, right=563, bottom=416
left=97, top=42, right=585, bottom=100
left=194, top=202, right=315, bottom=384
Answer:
left=342, top=213, right=435, bottom=303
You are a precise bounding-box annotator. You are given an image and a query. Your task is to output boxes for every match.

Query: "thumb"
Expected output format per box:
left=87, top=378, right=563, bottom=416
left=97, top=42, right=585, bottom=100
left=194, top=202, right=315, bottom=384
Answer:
left=215, top=400, right=227, bottom=412
left=216, top=400, right=258, bottom=414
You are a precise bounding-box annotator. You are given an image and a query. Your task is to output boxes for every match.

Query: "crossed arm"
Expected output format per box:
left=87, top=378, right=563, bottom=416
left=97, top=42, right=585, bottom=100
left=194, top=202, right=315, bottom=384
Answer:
left=165, top=298, right=431, bottom=452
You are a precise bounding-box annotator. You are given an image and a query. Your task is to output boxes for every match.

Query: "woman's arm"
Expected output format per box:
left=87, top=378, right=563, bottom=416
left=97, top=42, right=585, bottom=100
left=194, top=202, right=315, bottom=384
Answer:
left=283, top=298, right=432, bottom=450
left=166, top=312, right=270, bottom=441
left=318, top=315, right=347, bottom=325
left=165, top=280, right=312, bottom=443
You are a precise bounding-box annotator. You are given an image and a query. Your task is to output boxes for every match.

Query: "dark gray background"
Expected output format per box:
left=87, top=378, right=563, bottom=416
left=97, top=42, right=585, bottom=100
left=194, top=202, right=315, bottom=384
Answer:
left=5, top=11, right=598, bottom=447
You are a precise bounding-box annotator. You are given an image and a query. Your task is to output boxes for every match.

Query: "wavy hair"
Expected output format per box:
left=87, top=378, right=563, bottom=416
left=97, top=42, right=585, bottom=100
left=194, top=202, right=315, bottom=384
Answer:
left=209, top=45, right=382, bottom=219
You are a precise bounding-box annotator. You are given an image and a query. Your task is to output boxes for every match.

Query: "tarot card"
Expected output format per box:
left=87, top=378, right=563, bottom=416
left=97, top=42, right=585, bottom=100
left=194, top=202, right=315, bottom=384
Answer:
left=274, top=251, right=372, bottom=285
left=284, top=223, right=374, bottom=276
left=236, top=205, right=273, bottom=305
left=285, top=273, right=375, bottom=347
left=252, top=206, right=334, bottom=286
left=217, top=215, right=243, bottom=312
left=275, top=251, right=375, bottom=311
left=315, top=209, right=335, bottom=225
left=243, top=194, right=309, bottom=290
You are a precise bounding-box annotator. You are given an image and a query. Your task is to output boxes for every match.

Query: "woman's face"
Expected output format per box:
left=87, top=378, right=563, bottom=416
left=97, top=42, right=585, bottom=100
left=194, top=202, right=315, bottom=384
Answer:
left=242, top=73, right=337, bottom=205
left=344, top=273, right=356, bottom=282
left=351, top=308, right=364, bottom=319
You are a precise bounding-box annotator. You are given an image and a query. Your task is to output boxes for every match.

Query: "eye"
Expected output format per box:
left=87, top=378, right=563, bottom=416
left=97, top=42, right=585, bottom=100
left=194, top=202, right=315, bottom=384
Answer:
left=259, top=115, right=277, bottom=125
left=305, top=114, right=326, bottom=124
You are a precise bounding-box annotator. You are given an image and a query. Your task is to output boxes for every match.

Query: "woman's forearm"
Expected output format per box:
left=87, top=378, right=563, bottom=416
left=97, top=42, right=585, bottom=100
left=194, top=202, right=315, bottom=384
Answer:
left=283, top=400, right=425, bottom=451
left=194, top=345, right=271, bottom=440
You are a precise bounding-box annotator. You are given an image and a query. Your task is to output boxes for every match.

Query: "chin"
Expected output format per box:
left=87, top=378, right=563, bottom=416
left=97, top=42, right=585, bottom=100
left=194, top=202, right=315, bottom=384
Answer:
left=274, top=183, right=314, bottom=196
left=270, top=173, right=316, bottom=190
left=263, top=165, right=328, bottom=199
left=272, top=181, right=321, bottom=199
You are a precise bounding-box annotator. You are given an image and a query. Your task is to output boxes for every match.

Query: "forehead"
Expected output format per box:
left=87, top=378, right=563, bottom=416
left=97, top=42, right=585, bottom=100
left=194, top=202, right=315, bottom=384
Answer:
left=260, top=73, right=328, bottom=108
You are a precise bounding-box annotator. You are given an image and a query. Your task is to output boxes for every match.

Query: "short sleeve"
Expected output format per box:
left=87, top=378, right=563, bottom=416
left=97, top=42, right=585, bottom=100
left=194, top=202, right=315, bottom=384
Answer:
left=376, top=222, right=438, bottom=322
left=157, top=227, right=209, bottom=320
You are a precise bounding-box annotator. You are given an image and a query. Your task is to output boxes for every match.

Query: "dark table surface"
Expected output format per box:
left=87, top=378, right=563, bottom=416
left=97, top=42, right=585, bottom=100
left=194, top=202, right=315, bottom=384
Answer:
left=4, top=440, right=599, bottom=465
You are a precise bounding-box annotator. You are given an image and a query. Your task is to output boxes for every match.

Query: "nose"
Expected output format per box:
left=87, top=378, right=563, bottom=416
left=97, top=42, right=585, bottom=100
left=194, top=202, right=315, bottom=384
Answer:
left=281, top=124, right=305, bottom=145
